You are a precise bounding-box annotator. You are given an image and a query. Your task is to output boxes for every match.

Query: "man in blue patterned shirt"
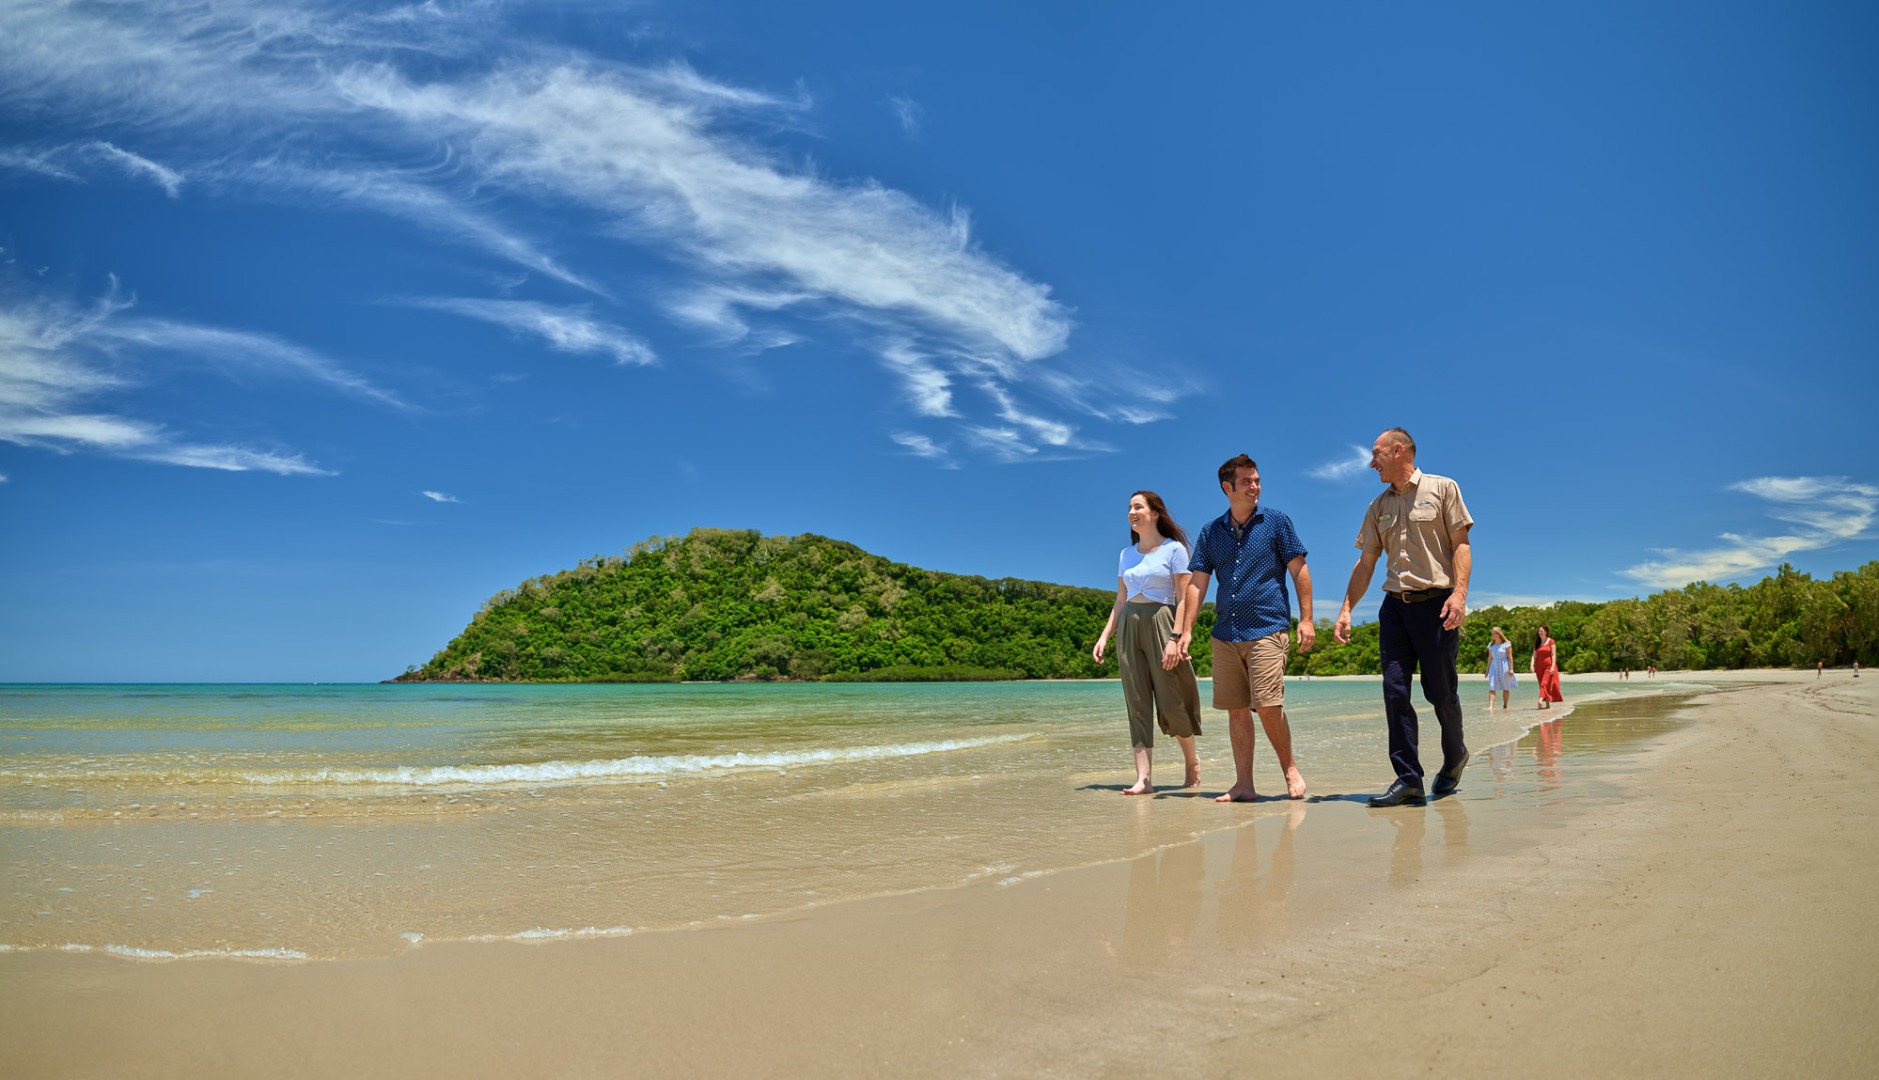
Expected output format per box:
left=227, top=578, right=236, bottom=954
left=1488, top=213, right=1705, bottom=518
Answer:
left=1178, top=454, right=1314, bottom=802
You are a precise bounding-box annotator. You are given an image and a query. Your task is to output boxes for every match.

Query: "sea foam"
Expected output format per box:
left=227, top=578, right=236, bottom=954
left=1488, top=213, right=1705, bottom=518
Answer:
left=234, top=733, right=1033, bottom=788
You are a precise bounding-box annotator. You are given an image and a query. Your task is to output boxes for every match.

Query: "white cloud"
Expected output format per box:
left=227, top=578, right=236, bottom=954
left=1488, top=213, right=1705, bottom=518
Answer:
left=99, top=318, right=412, bottom=409
left=406, top=298, right=655, bottom=366
left=0, top=147, right=79, bottom=183
left=1026, top=361, right=1200, bottom=427
left=879, top=342, right=955, bottom=417
left=331, top=62, right=1072, bottom=363
left=1310, top=444, right=1373, bottom=482
left=0, top=1, right=1140, bottom=464
left=421, top=490, right=460, bottom=503
left=0, top=285, right=366, bottom=476
left=978, top=381, right=1074, bottom=447
left=0, top=471, right=8, bottom=482
left=0, top=142, right=184, bottom=197
left=888, top=95, right=922, bottom=137
left=140, top=444, right=328, bottom=474
left=86, top=142, right=186, bottom=197
left=890, top=431, right=948, bottom=462
left=962, top=425, right=1037, bottom=463
left=1621, top=476, right=1878, bottom=588
left=245, top=161, right=603, bottom=294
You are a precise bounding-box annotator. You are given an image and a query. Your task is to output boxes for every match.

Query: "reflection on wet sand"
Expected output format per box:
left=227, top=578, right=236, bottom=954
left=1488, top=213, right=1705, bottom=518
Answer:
left=1217, top=805, right=1304, bottom=951
left=1384, top=809, right=1425, bottom=886
left=1116, top=804, right=1307, bottom=964
left=1536, top=718, right=1564, bottom=790
left=1374, top=794, right=1469, bottom=886
left=1119, top=837, right=1206, bottom=964
left=1105, top=689, right=1702, bottom=963
left=1432, top=796, right=1469, bottom=865
left=1490, top=740, right=1515, bottom=787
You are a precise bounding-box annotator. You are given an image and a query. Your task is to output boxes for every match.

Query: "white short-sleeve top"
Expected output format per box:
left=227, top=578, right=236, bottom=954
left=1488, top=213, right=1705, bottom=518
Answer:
left=1118, top=540, right=1190, bottom=605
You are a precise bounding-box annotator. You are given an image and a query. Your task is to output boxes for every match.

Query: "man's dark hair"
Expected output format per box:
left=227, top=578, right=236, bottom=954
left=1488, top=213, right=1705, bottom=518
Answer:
left=1217, top=454, right=1258, bottom=488
left=1384, top=427, right=1416, bottom=456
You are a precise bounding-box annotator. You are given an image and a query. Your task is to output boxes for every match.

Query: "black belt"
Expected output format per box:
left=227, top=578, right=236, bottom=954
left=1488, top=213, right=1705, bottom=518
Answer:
left=1392, top=587, right=1451, bottom=604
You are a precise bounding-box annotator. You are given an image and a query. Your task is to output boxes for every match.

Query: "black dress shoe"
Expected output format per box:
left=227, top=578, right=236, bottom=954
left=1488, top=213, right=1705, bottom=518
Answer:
left=1431, top=751, right=1470, bottom=796
left=1367, top=779, right=1426, bottom=807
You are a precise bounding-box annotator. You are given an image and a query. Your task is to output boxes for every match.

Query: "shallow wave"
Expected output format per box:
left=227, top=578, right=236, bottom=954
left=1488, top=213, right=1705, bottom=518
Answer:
left=26, top=943, right=313, bottom=961
left=233, top=733, right=1035, bottom=788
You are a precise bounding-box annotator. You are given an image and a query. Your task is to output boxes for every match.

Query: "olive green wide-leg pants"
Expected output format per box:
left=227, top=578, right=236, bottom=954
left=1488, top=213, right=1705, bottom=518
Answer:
left=1118, top=601, right=1203, bottom=748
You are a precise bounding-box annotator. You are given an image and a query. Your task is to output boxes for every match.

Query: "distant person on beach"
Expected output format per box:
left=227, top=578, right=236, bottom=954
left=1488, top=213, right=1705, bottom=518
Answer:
left=1818, top=660, right=1824, bottom=679
left=1093, top=491, right=1204, bottom=795
left=1648, top=665, right=1657, bottom=678
left=1332, top=428, right=1474, bottom=807
left=1487, top=626, right=1516, bottom=710
left=1855, top=662, right=1861, bottom=678
left=1180, top=453, right=1313, bottom=803
left=1533, top=625, right=1564, bottom=709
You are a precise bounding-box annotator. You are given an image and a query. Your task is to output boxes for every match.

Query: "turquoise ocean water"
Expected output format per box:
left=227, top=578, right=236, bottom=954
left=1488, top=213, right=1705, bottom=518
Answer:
left=0, top=678, right=1698, bottom=960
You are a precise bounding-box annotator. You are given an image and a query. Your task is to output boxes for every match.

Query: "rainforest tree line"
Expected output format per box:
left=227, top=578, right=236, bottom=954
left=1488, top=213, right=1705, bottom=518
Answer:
left=397, top=528, right=1878, bottom=682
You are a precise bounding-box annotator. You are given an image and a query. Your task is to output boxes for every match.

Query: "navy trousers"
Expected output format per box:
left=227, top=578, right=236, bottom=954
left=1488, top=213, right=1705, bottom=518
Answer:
left=1378, top=590, right=1467, bottom=784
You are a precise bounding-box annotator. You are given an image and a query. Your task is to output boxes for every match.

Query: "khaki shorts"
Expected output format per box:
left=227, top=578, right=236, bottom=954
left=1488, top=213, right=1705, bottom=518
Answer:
left=1210, top=631, right=1289, bottom=710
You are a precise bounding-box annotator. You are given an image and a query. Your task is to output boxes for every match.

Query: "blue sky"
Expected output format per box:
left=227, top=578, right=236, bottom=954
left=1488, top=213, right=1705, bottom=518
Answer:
left=2, top=1, right=1874, bottom=681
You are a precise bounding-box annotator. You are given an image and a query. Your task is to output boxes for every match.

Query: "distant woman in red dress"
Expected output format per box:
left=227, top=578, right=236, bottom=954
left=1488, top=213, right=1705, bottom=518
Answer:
left=1532, top=625, right=1564, bottom=709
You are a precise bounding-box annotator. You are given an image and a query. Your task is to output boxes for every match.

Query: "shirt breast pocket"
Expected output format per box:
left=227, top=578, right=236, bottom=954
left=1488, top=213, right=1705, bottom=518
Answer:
left=1409, top=506, right=1438, bottom=523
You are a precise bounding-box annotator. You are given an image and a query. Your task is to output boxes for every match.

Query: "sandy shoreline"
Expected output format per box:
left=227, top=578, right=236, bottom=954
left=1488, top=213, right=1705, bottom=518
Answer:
left=3, top=669, right=1873, bottom=1077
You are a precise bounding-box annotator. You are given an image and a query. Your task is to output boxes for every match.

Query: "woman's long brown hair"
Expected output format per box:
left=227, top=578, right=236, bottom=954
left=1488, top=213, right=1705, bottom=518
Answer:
left=1129, top=490, right=1189, bottom=548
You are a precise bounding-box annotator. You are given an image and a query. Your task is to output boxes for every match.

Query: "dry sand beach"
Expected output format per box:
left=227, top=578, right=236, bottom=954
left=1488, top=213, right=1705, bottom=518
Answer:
left=3, top=670, right=1874, bottom=1078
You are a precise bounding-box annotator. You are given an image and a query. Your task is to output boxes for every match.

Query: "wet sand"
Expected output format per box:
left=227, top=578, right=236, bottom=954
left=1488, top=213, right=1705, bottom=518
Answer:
left=3, top=670, right=1874, bottom=1078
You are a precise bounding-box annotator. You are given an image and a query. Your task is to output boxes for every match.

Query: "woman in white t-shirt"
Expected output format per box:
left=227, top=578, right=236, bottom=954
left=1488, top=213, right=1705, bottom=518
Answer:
left=1093, top=490, right=1204, bottom=794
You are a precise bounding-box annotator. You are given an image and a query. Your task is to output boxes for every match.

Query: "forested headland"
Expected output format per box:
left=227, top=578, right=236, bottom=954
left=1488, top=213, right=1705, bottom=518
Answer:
left=395, top=528, right=1878, bottom=682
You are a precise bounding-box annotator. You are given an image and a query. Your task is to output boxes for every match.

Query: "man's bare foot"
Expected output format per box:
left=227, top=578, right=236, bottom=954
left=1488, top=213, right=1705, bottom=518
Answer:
left=1213, top=785, right=1257, bottom=803
left=1284, top=767, right=1308, bottom=799
left=1122, top=780, right=1154, bottom=795
left=1183, top=765, right=1202, bottom=788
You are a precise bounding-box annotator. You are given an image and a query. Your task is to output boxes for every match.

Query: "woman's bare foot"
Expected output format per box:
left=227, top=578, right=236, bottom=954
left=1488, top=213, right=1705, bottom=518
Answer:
left=1183, top=765, right=1202, bottom=788
left=1213, top=785, right=1257, bottom=803
left=1284, top=767, right=1308, bottom=799
left=1122, top=779, right=1154, bottom=795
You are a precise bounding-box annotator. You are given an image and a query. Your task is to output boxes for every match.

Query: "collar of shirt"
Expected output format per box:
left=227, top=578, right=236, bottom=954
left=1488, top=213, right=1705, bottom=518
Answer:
left=1390, top=467, right=1425, bottom=496
left=1224, top=505, right=1261, bottom=543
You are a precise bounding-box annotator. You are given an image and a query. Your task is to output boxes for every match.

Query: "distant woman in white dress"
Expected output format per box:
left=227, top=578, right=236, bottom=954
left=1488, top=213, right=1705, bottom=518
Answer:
left=1093, top=491, right=1204, bottom=795
left=1486, top=626, right=1517, bottom=711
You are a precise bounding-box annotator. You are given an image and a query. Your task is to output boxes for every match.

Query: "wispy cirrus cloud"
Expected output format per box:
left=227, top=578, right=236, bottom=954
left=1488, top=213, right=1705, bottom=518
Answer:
left=0, top=281, right=402, bottom=475
left=879, top=342, right=955, bottom=418
left=1310, top=444, right=1373, bottom=482
left=404, top=298, right=655, bottom=366
left=421, top=490, right=460, bottom=503
left=329, top=61, right=1071, bottom=357
left=1620, top=476, right=1879, bottom=589
left=0, top=1, right=1176, bottom=463
left=242, top=161, right=605, bottom=295
left=1026, top=360, right=1200, bottom=426
left=97, top=319, right=412, bottom=409
left=0, top=141, right=185, bottom=197
left=887, top=95, right=923, bottom=137
left=890, top=431, right=952, bottom=466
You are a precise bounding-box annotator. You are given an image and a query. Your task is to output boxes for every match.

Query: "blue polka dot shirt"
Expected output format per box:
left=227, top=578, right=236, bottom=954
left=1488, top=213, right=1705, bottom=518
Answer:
left=1188, top=505, right=1308, bottom=643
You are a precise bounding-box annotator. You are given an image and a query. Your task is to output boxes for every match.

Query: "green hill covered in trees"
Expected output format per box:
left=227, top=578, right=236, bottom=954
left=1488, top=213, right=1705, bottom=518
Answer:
left=396, top=527, right=1877, bottom=682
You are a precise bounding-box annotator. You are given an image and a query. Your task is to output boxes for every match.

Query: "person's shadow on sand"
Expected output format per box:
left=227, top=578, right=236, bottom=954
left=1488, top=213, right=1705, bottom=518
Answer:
left=1079, top=783, right=1287, bottom=800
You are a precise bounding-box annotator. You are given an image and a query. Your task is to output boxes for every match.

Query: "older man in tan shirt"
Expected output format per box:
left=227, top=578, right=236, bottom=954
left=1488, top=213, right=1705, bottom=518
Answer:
left=1333, top=427, right=1474, bottom=807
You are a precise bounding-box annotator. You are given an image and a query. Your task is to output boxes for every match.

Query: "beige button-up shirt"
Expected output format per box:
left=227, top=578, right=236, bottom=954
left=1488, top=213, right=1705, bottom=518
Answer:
left=1354, top=468, right=1473, bottom=593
